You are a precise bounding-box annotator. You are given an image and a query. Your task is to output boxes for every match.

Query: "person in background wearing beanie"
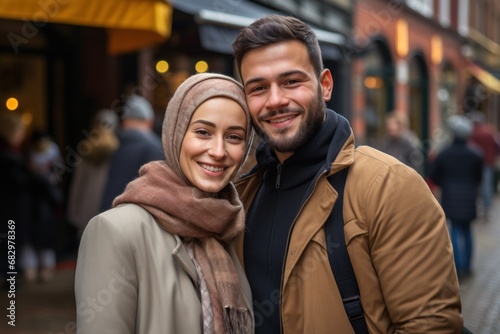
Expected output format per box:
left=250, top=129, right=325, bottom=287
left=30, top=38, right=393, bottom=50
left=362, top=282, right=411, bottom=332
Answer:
left=429, top=115, right=483, bottom=280
left=75, top=73, right=254, bottom=333
left=100, top=94, right=164, bottom=211
left=67, top=109, right=120, bottom=238
left=232, top=14, right=462, bottom=333
left=467, top=110, right=500, bottom=221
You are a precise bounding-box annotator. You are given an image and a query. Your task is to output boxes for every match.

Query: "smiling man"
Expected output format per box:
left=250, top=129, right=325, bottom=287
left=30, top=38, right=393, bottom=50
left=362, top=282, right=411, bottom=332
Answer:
left=232, top=14, right=463, bottom=334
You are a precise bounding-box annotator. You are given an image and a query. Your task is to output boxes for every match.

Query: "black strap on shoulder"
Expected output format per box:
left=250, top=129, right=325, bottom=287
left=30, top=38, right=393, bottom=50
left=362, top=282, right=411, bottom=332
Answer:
left=326, top=167, right=369, bottom=334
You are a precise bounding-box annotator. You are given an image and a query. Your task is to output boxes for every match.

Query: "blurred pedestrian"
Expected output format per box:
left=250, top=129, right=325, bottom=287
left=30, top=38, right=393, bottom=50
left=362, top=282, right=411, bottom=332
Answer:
left=23, top=129, right=64, bottom=282
left=0, top=112, right=61, bottom=283
left=76, top=73, right=254, bottom=333
left=0, top=111, right=30, bottom=280
left=67, top=109, right=120, bottom=238
left=29, top=129, right=63, bottom=183
left=467, top=111, right=500, bottom=220
left=429, top=115, right=483, bottom=279
left=381, top=112, right=423, bottom=174
left=100, top=94, right=164, bottom=211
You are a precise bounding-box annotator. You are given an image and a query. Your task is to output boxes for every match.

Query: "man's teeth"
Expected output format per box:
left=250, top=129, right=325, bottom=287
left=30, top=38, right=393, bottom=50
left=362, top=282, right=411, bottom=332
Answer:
left=270, top=116, right=294, bottom=123
left=200, top=163, right=225, bottom=172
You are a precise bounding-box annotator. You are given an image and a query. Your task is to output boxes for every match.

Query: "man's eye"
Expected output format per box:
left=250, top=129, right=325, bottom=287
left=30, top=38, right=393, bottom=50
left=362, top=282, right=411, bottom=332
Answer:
left=249, top=86, right=265, bottom=93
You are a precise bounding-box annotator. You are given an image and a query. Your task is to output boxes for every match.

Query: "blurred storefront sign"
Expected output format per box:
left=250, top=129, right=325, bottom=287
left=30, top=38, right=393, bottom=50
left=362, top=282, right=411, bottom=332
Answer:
left=468, top=63, right=500, bottom=94
left=172, top=0, right=346, bottom=60
left=0, top=0, right=172, bottom=54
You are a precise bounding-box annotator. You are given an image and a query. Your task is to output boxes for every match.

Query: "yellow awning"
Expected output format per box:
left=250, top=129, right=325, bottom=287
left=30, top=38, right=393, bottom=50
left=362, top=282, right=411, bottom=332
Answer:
left=467, top=63, right=500, bottom=94
left=0, top=0, right=172, bottom=54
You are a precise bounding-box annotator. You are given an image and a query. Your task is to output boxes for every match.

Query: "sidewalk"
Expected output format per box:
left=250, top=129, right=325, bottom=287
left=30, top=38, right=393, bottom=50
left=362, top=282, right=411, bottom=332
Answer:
left=459, top=195, right=500, bottom=333
left=1, top=197, right=499, bottom=333
left=0, top=261, right=76, bottom=334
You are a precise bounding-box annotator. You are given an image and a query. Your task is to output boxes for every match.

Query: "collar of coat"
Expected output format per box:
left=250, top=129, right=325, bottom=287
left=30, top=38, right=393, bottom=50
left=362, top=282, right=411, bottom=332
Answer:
left=246, top=109, right=353, bottom=190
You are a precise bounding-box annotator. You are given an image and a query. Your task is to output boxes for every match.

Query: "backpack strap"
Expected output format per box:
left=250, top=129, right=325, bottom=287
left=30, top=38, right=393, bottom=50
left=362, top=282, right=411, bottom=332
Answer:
left=326, top=167, right=368, bottom=333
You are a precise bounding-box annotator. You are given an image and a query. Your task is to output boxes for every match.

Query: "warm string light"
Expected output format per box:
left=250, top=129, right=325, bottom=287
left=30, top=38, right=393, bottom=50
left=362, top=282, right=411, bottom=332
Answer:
left=396, top=19, right=409, bottom=58
left=6, top=97, right=19, bottom=111
left=431, top=35, right=443, bottom=65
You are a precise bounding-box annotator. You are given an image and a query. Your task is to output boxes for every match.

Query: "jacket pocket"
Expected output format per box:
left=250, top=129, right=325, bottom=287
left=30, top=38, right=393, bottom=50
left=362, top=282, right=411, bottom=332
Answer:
left=344, top=218, right=368, bottom=246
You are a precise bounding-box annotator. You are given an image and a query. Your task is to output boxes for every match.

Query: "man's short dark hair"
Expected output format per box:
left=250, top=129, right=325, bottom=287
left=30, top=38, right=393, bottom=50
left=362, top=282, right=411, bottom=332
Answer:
left=232, top=15, right=324, bottom=78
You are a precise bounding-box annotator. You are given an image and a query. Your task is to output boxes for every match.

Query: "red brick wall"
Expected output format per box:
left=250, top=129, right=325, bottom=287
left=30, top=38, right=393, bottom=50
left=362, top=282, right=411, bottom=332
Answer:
left=352, top=0, right=469, bottom=143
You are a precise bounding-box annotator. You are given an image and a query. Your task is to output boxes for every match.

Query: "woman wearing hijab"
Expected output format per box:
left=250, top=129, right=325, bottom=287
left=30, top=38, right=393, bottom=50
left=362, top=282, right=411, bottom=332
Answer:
left=75, top=73, right=254, bottom=334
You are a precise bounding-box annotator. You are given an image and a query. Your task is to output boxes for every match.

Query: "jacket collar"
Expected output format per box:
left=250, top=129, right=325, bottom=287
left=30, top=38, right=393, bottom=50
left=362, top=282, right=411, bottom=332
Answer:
left=248, top=109, right=354, bottom=188
left=171, top=235, right=199, bottom=283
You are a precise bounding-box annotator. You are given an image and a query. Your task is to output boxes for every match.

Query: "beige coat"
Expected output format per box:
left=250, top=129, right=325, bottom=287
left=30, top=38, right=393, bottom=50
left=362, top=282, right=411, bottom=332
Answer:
left=75, top=203, right=254, bottom=334
left=235, top=135, right=463, bottom=333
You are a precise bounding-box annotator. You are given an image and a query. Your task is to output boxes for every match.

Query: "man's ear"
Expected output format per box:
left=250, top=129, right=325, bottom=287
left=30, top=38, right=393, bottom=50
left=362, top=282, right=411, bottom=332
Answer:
left=319, top=69, right=333, bottom=102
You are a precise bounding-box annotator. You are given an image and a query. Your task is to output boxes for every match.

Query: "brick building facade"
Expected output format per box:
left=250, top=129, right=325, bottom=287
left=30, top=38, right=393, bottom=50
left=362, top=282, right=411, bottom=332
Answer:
left=351, top=0, right=474, bottom=157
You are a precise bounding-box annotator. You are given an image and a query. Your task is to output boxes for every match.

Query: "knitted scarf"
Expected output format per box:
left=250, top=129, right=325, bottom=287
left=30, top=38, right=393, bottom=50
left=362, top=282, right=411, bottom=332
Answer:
left=113, top=160, right=249, bottom=333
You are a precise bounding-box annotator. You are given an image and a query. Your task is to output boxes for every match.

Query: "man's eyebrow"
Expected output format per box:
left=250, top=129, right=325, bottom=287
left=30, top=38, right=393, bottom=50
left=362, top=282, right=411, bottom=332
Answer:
left=244, top=77, right=265, bottom=89
left=280, top=70, right=309, bottom=78
left=244, top=70, right=309, bottom=89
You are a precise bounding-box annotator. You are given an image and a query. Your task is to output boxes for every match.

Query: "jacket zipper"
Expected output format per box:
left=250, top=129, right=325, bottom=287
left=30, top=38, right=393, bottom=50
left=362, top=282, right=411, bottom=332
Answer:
left=276, top=163, right=282, bottom=189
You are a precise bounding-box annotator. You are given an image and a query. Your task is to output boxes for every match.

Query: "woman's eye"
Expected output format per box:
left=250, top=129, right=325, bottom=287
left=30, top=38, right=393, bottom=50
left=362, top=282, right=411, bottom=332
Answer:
left=227, top=134, right=244, bottom=142
left=195, top=129, right=210, bottom=136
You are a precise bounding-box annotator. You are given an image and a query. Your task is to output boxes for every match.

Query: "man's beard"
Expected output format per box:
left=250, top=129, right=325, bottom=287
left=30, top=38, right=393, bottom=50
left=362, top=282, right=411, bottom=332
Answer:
left=255, top=88, right=326, bottom=154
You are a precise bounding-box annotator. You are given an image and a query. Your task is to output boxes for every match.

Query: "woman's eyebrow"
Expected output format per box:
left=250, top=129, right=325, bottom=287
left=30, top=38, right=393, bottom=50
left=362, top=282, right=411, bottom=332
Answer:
left=191, top=119, right=215, bottom=127
left=191, top=120, right=246, bottom=132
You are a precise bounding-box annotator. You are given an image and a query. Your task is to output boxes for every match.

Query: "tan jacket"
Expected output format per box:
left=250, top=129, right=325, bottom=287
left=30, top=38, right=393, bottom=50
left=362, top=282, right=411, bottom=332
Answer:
left=235, top=135, right=462, bottom=333
left=75, top=203, right=254, bottom=334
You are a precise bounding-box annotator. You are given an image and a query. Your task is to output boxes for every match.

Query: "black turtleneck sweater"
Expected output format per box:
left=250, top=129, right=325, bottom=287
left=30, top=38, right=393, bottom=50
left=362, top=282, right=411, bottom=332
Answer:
left=243, top=110, right=351, bottom=333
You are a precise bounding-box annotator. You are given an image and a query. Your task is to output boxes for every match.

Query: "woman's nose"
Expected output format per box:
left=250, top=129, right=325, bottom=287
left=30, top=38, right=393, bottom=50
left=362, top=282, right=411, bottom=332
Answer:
left=208, top=137, right=226, bottom=159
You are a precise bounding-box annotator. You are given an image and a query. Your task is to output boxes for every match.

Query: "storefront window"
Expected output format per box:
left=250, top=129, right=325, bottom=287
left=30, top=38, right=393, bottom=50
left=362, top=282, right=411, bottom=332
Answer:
left=362, top=41, right=394, bottom=148
left=409, top=55, right=429, bottom=140
left=0, top=53, right=46, bottom=137
left=439, top=62, right=458, bottom=119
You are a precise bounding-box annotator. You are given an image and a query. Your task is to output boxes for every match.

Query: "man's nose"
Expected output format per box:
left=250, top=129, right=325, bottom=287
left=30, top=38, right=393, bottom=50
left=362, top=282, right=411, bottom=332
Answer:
left=265, top=84, right=289, bottom=110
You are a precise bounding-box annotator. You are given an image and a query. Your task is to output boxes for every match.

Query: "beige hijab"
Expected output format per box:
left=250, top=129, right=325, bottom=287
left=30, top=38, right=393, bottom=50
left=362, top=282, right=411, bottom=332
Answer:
left=162, top=72, right=253, bottom=179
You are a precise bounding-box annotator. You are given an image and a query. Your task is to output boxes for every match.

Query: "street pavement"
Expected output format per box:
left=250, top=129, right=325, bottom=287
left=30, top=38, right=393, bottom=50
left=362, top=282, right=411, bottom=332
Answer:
left=459, top=196, right=500, bottom=333
left=0, top=261, right=76, bottom=334
left=1, top=197, right=500, bottom=333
